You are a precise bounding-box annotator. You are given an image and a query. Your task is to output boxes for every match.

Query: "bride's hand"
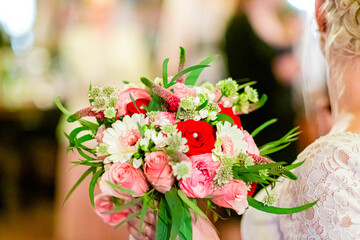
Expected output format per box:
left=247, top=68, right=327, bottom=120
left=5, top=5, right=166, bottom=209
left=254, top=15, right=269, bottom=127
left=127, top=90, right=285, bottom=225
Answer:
left=127, top=204, right=156, bottom=240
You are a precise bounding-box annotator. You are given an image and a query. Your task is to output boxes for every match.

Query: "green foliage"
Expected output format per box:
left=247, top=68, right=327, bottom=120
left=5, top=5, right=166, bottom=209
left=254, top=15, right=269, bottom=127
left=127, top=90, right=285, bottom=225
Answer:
left=179, top=47, right=186, bottom=69
left=195, top=99, right=208, bottom=111
left=165, top=189, right=184, bottom=240
left=251, top=119, right=277, bottom=137
left=163, top=58, right=170, bottom=86
left=55, top=96, right=71, bottom=115
left=138, top=197, right=149, bottom=235
left=156, top=199, right=171, bottom=240
left=89, top=168, right=104, bottom=207
left=166, top=65, right=210, bottom=88
left=177, top=190, right=206, bottom=218
left=259, top=127, right=300, bottom=156
left=115, top=211, right=141, bottom=229
left=63, top=167, right=94, bottom=204
left=214, top=113, right=235, bottom=125
left=247, top=196, right=317, bottom=214
left=185, top=55, right=217, bottom=86
left=105, top=181, right=136, bottom=195
left=102, top=197, right=143, bottom=215
left=179, top=205, right=192, bottom=240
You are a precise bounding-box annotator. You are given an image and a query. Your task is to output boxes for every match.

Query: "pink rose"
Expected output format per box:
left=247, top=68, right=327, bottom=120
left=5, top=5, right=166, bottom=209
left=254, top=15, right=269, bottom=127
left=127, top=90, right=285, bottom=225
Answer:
left=210, top=180, right=248, bottom=215
left=179, top=153, right=219, bottom=198
left=170, top=83, right=196, bottom=99
left=242, top=130, right=259, bottom=155
left=100, top=162, right=149, bottom=200
left=153, top=112, right=176, bottom=126
left=115, top=88, right=151, bottom=117
left=95, top=125, right=106, bottom=143
left=94, top=193, right=130, bottom=226
left=144, top=152, right=175, bottom=193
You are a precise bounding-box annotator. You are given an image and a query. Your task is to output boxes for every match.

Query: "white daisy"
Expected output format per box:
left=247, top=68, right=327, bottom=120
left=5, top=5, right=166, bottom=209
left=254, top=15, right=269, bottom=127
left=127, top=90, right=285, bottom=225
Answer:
left=214, top=122, right=248, bottom=156
left=102, top=114, right=148, bottom=163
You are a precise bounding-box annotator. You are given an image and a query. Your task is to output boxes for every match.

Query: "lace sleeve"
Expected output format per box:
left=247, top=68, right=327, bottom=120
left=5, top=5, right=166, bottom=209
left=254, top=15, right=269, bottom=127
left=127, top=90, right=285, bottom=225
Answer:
left=278, top=134, right=360, bottom=240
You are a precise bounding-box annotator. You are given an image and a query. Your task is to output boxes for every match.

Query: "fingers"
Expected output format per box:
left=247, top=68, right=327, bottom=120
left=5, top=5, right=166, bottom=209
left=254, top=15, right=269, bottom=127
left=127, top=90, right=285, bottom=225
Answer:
left=127, top=222, right=155, bottom=240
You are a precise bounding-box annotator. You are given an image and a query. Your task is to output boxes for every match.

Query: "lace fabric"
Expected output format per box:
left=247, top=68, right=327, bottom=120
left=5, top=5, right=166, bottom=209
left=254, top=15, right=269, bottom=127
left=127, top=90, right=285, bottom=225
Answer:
left=277, top=132, right=360, bottom=240
left=242, top=132, right=360, bottom=240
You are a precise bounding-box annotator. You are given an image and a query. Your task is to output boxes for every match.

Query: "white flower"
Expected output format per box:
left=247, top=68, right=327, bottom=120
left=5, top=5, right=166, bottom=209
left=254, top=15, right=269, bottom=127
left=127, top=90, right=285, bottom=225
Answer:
left=214, top=122, right=248, bottom=156
left=102, top=114, right=148, bottom=163
left=209, top=111, right=218, bottom=121
left=167, top=132, right=188, bottom=153
left=132, top=158, right=143, bottom=169
left=199, top=109, right=209, bottom=119
left=152, top=132, right=168, bottom=148
left=172, top=161, right=193, bottom=180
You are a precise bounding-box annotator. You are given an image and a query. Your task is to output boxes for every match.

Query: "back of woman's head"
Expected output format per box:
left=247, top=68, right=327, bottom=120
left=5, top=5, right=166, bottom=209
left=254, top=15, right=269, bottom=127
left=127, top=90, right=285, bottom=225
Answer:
left=323, top=0, right=360, bottom=58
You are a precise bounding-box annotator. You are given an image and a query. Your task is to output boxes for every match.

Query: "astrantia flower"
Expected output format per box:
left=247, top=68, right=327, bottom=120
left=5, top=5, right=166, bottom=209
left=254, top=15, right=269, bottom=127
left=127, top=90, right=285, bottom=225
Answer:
left=214, top=122, right=247, bottom=156
left=166, top=132, right=189, bottom=153
left=244, top=86, right=259, bottom=103
left=161, top=124, right=177, bottom=134
left=262, top=193, right=277, bottom=206
left=102, top=114, right=148, bottom=163
left=104, top=107, right=117, bottom=118
left=216, top=78, right=239, bottom=97
left=96, top=143, right=109, bottom=157
left=212, top=156, right=235, bottom=189
left=172, top=161, right=193, bottom=180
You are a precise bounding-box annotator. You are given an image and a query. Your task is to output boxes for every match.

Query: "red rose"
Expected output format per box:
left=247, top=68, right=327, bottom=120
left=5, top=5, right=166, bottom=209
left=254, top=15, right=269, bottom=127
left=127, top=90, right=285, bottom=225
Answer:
left=219, top=104, right=241, bottom=128
left=247, top=182, right=257, bottom=197
left=177, top=120, right=215, bottom=155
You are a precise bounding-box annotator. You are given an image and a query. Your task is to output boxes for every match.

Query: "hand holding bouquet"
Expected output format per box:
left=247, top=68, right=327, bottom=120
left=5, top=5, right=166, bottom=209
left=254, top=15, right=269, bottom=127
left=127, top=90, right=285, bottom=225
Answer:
left=56, top=48, right=315, bottom=240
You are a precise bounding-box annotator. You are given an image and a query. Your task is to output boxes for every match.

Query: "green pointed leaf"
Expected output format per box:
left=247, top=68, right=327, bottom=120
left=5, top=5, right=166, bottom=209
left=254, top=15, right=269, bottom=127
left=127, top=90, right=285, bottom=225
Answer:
left=251, top=119, right=277, bottom=137
left=185, top=55, right=217, bottom=86
left=77, top=148, right=96, bottom=161
left=72, top=161, right=103, bottom=168
left=163, top=58, right=170, bottom=87
left=76, top=134, right=94, bottom=144
left=123, top=80, right=130, bottom=84
left=64, top=167, right=94, bottom=204
left=238, top=81, right=257, bottom=90
left=285, top=160, right=305, bottom=171
left=79, top=119, right=99, bottom=130
left=195, top=99, right=208, bottom=111
left=156, top=198, right=171, bottom=240
left=105, top=181, right=136, bottom=195
left=129, top=94, right=142, bottom=114
left=179, top=205, right=192, bottom=240
left=247, top=196, right=317, bottom=214
left=137, top=122, right=145, bottom=137
left=177, top=190, right=206, bottom=218
left=55, top=96, right=71, bottom=115
left=90, top=168, right=104, bottom=207
left=166, top=65, right=210, bottom=88
left=179, top=47, right=186, bottom=70
left=138, top=197, right=149, bottom=235
left=165, top=188, right=183, bottom=240
left=215, top=113, right=235, bottom=125
left=115, top=211, right=141, bottom=229
left=102, top=197, right=143, bottom=215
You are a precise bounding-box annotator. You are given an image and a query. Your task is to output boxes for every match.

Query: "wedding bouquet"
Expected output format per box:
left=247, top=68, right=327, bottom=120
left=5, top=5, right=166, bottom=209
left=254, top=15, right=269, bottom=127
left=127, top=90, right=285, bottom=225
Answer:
left=56, top=48, right=315, bottom=240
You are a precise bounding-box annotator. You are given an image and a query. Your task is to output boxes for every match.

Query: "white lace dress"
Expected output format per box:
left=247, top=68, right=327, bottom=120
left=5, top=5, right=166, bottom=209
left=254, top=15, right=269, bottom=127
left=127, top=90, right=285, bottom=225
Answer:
left=241, top=132, right=360, bottom=240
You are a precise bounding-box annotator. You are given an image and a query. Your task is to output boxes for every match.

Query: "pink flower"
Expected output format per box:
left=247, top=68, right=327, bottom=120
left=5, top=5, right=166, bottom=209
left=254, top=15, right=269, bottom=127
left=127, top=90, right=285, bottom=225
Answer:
left=170, top=83, right=196, bottom=99
left=214, top=89, right=234, bottom=107
left=210, top=180, right=248, bottom=215
left=153, top=112, right=176, bottom=126
left=179, top=153, right=219, bottom=198
left=144, top=152, right=175, bottom=193
left=243, top=130, right=259, bottom=155
left=115, top=88, right=151, bottom=117
left=100, top=162, right=149, bottom=200
left=95, top=125, right=106, bottom=143
left=94, top=193, right=130, bottom=226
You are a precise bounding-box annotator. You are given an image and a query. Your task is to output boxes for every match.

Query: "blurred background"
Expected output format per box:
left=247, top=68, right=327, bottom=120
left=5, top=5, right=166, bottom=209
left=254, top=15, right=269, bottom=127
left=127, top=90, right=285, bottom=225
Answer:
left=0, top=0, right=330, bottom=239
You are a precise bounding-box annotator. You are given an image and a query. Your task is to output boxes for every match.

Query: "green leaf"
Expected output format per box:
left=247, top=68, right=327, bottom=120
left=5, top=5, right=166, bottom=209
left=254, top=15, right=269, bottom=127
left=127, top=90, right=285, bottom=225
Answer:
left=195, top=99, right=208, bottom=111
left=156, top=198, right=171, bottom=240
left=105, top=181, right=136, bottom=195
left=247, top=196, right=317, bottom=214
left=185, top=55, right=217, bottom=86
left=166, top=65, right=210, bottom=88
left=55, top=96, right=71, bottom=115
left=123, top=80, right=130, bottom=84
left=138, top=197, right=149, bottom=235
left=137, top=122, right=145, bottom=137
left=68, top=126, right=88, bottom=146
left=129, top=94, right=141, bottom=114
left=79, top=119, right=99, bottom=130
left=115, top=211, right=141, bottom=229
left=163, top=58, right=170, bottom=87
left=285, top=160, right=305, bottom=171
left=165, top=188, right=183, bottom=240
left=238, top=81, right=257, bottom=90
left=251, top=119, right=277, bottom=137
left=76, top=134, right=94, bottom=144
left=102, top=197, right=143, bottom=215
left=64, top=167, right=94, bottom=204
left=179, top=47, right=186, bottom=69
left=77, top=148, right=96, bottom=161
left=215, top=113, right=235, bottom=125
left=177, top=190, right=206, bottom=218
left=89, top=168, right=104, bottom=207
left=179, top=205, right=192, bottom=240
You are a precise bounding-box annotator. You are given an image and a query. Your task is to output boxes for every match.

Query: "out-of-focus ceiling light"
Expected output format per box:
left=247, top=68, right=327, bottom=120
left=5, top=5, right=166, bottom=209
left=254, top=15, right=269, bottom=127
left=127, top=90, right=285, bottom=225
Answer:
left=287, top=0, right=314, bottom=12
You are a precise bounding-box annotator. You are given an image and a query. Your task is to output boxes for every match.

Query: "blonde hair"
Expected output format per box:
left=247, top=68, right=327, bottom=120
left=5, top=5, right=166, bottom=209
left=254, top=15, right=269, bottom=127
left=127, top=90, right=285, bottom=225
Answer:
left=323, top=0, right=360, bottom=58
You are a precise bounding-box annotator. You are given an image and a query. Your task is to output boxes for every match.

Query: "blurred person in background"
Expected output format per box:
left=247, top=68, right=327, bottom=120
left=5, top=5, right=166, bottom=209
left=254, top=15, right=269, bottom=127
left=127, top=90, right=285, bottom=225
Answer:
left=54, top=0, right=156, bottom=239
left=223, top=0, right=302, bottom=165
